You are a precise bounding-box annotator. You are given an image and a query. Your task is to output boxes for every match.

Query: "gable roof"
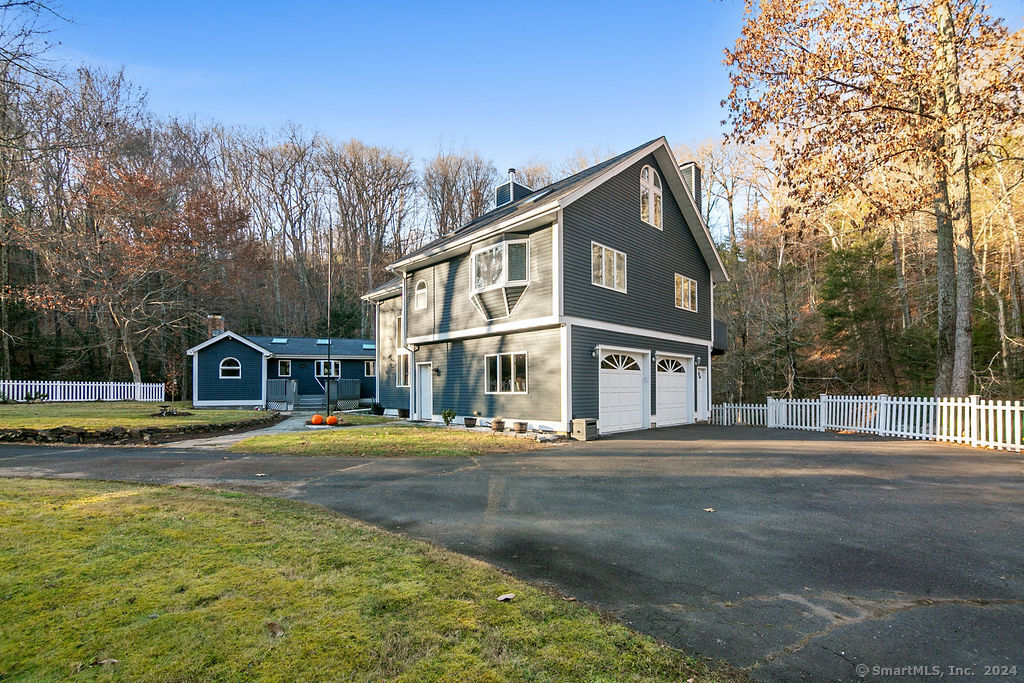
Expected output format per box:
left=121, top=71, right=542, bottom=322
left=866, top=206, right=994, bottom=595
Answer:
left=185, top=330, right=272, bottom=357
left=186, top=332, right=374, bottom=358
left=387, top=137, right=728, bottom=283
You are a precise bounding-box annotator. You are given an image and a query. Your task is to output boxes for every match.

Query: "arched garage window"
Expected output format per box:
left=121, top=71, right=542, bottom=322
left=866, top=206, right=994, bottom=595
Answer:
left=219, top=357, right=242, bottom=379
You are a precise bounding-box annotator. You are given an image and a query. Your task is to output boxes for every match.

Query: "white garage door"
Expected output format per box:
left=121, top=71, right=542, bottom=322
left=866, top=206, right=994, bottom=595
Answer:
left=599, top=352, right=644, bottom=433
left=656, top=357, right=690, bottom=427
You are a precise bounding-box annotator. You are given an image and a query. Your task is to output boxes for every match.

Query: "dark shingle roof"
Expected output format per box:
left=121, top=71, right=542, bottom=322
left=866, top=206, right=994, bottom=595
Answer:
left=244, top=336, right=374, bottom=357
left=393, top=138, right=660, bottom=266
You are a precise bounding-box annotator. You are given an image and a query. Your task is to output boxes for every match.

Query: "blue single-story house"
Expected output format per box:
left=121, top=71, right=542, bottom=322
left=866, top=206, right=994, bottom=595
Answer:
left=186, top=329, right=376, bottom=409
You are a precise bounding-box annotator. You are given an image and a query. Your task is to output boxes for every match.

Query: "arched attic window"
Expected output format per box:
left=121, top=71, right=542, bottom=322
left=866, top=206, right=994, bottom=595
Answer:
left=640, top=165, right=662, bottom=229
left=414, top=280, right=427, bottom=310
left=219, top=357, right=242, bottom=379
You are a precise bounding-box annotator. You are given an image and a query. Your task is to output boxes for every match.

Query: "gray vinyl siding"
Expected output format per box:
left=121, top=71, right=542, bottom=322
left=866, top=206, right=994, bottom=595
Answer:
left=413, top=327, right=561, bottom=422
left=377, top=294, right=410, bottom=409
left=563, top=153, right=712, bottom=340
left=570, top=326, right=708, bottom=420
left=196, top=338, right=263, bottom=402
left=406, top=224, right=554, bottom=339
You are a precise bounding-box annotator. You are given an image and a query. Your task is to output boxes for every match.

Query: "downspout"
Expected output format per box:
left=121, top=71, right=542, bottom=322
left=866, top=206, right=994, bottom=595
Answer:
left=401, top=270, right=414, bottom=418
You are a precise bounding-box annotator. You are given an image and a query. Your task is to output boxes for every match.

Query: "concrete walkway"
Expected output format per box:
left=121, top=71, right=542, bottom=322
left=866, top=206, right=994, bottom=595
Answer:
left=165, top=412, right=316, bottom=449
left=166, top=413, right=411, bottom=450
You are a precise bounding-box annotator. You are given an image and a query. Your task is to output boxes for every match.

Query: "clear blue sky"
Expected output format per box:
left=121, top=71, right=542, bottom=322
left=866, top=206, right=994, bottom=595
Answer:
left=50, top=0, right=1024, bottom=168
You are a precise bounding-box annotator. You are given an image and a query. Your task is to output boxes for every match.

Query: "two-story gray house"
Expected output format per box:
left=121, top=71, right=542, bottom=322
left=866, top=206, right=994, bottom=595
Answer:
left=363, top=137, right=728, bottom=434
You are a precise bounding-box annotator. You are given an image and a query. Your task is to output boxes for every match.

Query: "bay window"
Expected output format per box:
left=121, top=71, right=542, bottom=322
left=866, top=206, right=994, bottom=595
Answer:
left=470, top=240, right=529, bottom=293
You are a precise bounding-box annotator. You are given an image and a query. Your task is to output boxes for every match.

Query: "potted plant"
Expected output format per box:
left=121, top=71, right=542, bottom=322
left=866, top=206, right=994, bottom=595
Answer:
left=463, top=417, right=477, bottom=428
left=491, top=416, right=505, bottom=432
left=512, top=421, right=528, bottom=434
left=397, top=408, right=410, bottom=418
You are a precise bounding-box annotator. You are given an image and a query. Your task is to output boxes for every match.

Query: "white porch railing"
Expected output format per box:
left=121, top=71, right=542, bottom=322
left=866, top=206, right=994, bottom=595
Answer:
left=711, top=394, right=1023, bottom=452
left=0, top=380, right=165, bottom=403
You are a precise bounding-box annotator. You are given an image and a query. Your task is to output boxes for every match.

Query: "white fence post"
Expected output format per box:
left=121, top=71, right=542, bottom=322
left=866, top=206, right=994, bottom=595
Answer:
left=818, top=394, right=827, bottom=432
left=877, top=394, right=889, bottom=436
left=969, top=394, right=980, bottom=448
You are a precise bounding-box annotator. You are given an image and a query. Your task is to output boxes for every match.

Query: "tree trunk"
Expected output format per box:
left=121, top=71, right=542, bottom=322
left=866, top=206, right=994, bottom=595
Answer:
left=0, top=237, right=10, bottom=380
left=891, top=222, right=912, bottom=330
left=937, top=0, right=974, bottom=396
left=934, top=170, right=956, bottom=396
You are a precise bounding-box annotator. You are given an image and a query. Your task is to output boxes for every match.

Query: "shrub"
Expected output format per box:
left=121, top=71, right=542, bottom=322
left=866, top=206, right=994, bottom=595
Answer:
left=369, top=402, right=385, bottom=415
left=440, top=409, right=456, bottom=426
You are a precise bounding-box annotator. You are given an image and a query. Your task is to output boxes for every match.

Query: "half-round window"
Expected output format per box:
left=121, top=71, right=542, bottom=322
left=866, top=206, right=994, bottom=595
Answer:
left=640, top=165, right=663, bottom=229
left=219, top=357, right=242, bottom=379
left=601, top=353, right=641, bottom=371
left=414, top=280, right=427, bottom=310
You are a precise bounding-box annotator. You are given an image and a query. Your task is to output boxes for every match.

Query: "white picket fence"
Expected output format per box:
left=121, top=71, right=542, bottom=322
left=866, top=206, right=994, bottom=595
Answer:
left=0, top=380, right=165, bottom=403
left=712, top=394, right=1023, bottom=452
left=711, top=403, right=768, bottom=426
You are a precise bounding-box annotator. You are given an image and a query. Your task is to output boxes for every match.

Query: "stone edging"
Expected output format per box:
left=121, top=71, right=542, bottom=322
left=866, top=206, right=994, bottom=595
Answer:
left=0, top=413, right=281, bottom=445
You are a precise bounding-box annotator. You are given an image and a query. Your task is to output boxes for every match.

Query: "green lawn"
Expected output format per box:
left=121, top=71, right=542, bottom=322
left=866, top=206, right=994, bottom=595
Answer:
left=230, top=426, right=549, bottom=457
left=0, top=401, right=264, bottom=430
left=332, top=412, right=398, bottom=426
left=0, top=478, right=739, bottom=681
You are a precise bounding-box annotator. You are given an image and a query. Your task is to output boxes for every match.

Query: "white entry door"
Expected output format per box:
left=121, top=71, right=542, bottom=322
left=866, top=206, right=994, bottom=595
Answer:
left=599, top=352, right=644, bottom=433
left=656, top=357, right=690, bottom=427
left=696, top=366, right=708, bottom=421
left=416, top=363, right=433, bottom=420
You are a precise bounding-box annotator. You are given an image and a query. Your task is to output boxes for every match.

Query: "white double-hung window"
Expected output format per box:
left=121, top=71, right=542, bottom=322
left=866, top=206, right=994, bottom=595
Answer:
left=485, top=352, right=527, bottom=394
left=591, top=242, right=627, bottom=293
left=315, top=360, right=341, bottom=377
left=675, top=274, right=697, bottom=312
left=470, top=240, right=529, bottom=293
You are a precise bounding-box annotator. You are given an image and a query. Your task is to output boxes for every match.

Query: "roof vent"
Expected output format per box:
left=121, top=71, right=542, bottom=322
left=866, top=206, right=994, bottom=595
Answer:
left=316, top=339, right=330, bottom=345
left=270, top=338, right=288, bottom=344
left=362, top=343, right=376, bottom=350
left=495, top=168, right=533, bottom=208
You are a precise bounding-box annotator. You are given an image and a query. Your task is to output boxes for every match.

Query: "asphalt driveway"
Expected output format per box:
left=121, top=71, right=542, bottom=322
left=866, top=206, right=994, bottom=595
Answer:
left=2, top=425, right=1022, bottom=681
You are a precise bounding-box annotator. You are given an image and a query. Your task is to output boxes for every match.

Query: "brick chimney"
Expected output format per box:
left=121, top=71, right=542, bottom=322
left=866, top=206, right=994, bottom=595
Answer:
left=207, top=314, right=225, bottom=338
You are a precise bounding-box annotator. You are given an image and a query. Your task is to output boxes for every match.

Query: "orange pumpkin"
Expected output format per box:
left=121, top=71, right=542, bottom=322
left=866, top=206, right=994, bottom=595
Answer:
left=326, top=415, right=339, bottom=426
left=310, top=414, right=325, bottom=425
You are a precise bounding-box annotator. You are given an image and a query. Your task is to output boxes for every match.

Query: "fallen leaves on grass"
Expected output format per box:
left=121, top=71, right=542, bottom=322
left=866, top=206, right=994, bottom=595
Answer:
left=265, top=622, right=284, bottom=638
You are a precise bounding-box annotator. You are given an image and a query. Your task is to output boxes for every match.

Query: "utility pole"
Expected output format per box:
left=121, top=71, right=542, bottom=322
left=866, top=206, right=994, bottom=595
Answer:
left=324, top=217, right=333, bottom=418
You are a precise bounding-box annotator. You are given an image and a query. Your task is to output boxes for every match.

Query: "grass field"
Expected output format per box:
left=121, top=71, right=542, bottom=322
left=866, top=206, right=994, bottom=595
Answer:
left=0, top=401, right=264, bottom=430
left=229, top=425, right=549, bottom=457
left=330, top=413, right=397, bottom=426
left=0, top=478, right=738, bottom=681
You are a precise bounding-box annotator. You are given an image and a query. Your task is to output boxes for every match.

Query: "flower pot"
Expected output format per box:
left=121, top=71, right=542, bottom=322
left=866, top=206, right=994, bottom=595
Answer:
left=491, top=420, right=505, bottom=432
left=512, top=421, right=528, bottom=434
left=463, top=417, right=477, bottom=428
left=397, top=408, right=410, bottom=419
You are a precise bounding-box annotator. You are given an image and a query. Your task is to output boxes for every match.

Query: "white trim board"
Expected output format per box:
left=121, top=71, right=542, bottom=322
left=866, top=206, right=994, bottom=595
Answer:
left=407, top=315, right=560, bottom=345
left=408, top=315, right=710, bottom=348
left=562, top=316, right=712, bottom=348
left=186, top=330, right=272, bottom=357
left=193, top=400, right=264, bottom=407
